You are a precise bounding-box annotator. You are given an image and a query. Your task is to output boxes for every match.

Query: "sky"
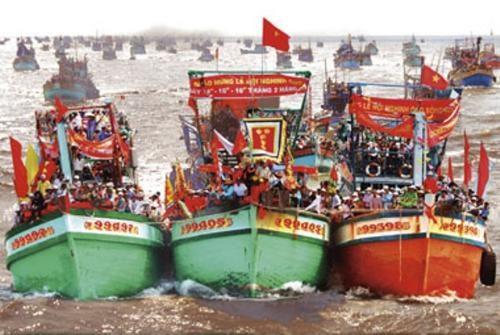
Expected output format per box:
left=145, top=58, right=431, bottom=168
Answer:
left=1, top=0, right=499, bottom=37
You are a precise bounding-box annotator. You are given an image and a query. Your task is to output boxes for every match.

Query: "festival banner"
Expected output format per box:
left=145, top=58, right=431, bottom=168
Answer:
left=427, top=106, right=460, bottom=147
left=243, top=118, right=287, bottom=162
left=354, top=111, right=414, bottom=139
left=189, top=74, right=309, bottom=99
left=349, top=94, right=460, bottom=122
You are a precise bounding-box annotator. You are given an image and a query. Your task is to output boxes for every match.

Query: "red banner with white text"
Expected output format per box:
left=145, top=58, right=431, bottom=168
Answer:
left=350, top=94, right=460, bottom=122
left=68, top=130, right=130, bottom=161
left=189, top=74, right=309, bottom=99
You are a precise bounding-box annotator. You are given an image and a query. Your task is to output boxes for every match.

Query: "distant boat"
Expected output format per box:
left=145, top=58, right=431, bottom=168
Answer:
left=448, top=65, right=496, bottom=87
left=13, top=40, right=39, bottom=71
left=43, top=56, right=99, bottom=102
left=298, top=47, right=314, bottom=62
left=404, top=54, right=423, bottom=67
left=240, top=44, right=268, bottom=55
left=364, top=41, right=378, bottom=55
left=316, top=41, right=324, bottom=48
left=41, top=43, right=50, bottom=51
left=114, top=41, right=123, bottom=51
left=167, top=46, right=177, bottom=54
left=91, top=41, right=102, bottom=52
left=156, top=40, right=167, bottom=51
left=216, top=39, right=224, bottom=46
left=198, top=48, right=214, bottom=62
left=276, top=51, right=292, bottom=68
left=130, top=37, right=146, bottom=55
left=102, top=45, right=117, bottom=60
left=243, top=38, right=253, bottom=48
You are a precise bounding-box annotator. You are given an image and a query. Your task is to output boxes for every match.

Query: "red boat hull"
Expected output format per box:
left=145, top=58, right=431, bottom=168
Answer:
left=334, top=237, right=482, bottom=298
left=331, top=211, right=486, bottom=298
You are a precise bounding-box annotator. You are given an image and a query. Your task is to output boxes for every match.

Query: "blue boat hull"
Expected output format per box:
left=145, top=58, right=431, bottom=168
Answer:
left=13, top=60, right=39, bottom=71
left=337, top=60, right=360, bottom=70
left=44, top=85, right=88, bottom=103
left=460, top=73, right=495, bottom=87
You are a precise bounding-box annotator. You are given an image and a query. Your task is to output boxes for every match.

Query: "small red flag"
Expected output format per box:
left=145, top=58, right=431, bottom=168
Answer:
left=447, top=156, right=454, bottom=182
left=476, top=142, right=490, bottom=198
left=9, top=137, right=29, bottom=198
left=329, top=166, right=338, bottom=181
left=262, top=18, right=290, bottom=52
left=464, top=131, right=472, bottom=187
left=54, top=97, right=68, bottom=123
left=421, top=65, right=448, bottom=90
left=437, top=165, right=442, bottom=177
left=232, top=130, right=247, bottom=155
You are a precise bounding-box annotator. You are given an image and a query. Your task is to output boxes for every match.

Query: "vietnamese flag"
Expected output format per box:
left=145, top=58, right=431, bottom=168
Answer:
left=262, top=18, right=290, bottom=52
left=463, top=131, right=472, bottom=187
left=476, top=142, right=490, bottom=198
left=421, top=65, right=448, bottom=90
left=9, top=137, right=29, bottom=198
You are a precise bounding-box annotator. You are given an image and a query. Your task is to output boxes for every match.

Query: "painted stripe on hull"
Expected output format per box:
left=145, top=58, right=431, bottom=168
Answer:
left=460, top=74, right=495, bottom=87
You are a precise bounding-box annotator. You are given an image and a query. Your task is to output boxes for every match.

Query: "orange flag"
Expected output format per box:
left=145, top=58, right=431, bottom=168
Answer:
left=476, top=143, right=489, bottom=198
left=421, top=65, right=448, bottom=90
left=262, top=18, right=290, bottom=52
left=232, top=130, right=247, bottom=155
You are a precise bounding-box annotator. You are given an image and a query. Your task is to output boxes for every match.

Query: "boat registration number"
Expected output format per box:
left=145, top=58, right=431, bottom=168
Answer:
left=274, top=217, right=325, bottom=237
left=356, top=221, right=411, bottom=236
left=181, top=217, right=233, bottom=235
left=11, top=226, right=55, bottom=250
left=84, top=220, right=139, bottom=235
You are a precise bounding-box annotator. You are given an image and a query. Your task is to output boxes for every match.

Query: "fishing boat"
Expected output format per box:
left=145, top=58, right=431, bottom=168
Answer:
left=404, top=54, right=423, bottom=68
left=276, top=51, right=292, bottom=68
left=448, top=65, right=496, bottom=87
left=240, top=44, right=268, bottom=55
left=335, top=37, right=361, bottom=70
left=317, top=41, right=324, bottom=48
left=41, top=43, right=50, bottom=51
left=402, top=36, right=421, bottom=57
left=114, top=40, right=123, bottom=51
left=448, top=38, right=496, bottom=87
left=198, top=48, right=215, bottom=62
left=243, top=38, right=253, bottom=48
left=216, top=39, right=224, bottom=46
left=130, top=36, right=146, bottom=55
left=102, top=45, right=117, bottom=60
left=13, top=39, right=39, bottom=71
left=5, top=102, right=166, bottom=300
left=298, top=47, right=314, bottom=63
left=329, top=89, right=496, bottom=298
left=156, top=40, right=167, bottom=51
left=171, top=70, right=330, bottom=297
left=167, top=46, right=177, bottom=54
left=91, top=40, right=102, bottom=52
left=364, top=41, right=378, bottom=55
left=43, top=56, right=100, bottom=102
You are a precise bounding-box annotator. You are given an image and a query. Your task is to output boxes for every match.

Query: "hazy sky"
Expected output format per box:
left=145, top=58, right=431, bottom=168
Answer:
left=1, top=0, right=499, bottom=36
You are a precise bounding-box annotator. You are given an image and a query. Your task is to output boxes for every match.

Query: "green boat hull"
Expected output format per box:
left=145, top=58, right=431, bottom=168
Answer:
left=5, top=209, right=165, bottom=300
left=172, top=205, right=330, bottom=296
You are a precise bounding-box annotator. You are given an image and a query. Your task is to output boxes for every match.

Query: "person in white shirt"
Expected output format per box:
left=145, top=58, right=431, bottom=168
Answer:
left=233, top=180, right=248, bottom=199
left=305, top=191, right=322, bottom=214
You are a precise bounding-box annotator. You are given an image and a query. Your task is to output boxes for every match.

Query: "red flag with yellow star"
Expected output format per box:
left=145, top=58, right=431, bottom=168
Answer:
left=421, top=65, right=448, bottom=90
left=262, top=18, right=290, bottom=52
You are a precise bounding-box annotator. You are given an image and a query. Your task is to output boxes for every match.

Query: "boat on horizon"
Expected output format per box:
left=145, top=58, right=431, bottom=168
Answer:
left=13, top=39, right=39, bottom=71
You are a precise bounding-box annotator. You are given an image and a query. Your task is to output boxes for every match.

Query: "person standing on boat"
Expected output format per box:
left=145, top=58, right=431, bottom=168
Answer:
left=305, top=189, right=323, bottom=214
left=400, top=186, right=418, bottom=208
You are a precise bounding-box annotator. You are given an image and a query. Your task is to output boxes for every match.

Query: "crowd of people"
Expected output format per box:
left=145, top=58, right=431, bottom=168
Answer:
left=15, top=106, right=164, bottom=226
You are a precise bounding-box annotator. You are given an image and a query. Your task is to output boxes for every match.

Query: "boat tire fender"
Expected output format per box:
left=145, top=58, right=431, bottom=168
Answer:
left=366, top=162, right=381, bottom=177
left=399, top=164, right=412, bottom=179
left=480, top=247, right=496, bottom=286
